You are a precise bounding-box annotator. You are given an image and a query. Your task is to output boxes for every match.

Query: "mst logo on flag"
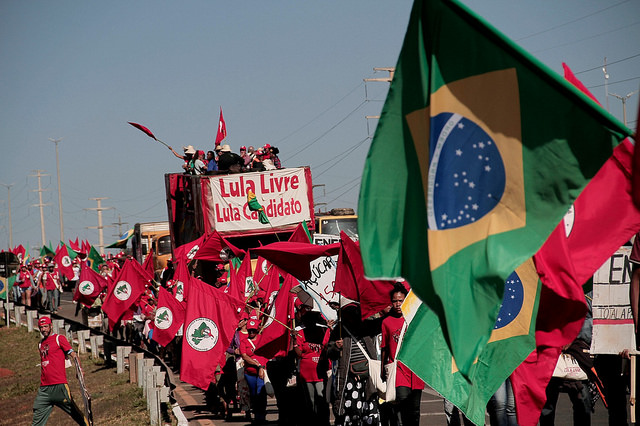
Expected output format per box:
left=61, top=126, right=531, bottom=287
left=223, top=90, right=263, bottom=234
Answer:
left=114, top=281, right=132, bottom=301
left=155, top=307, right=174, bottom=330
left=186, top=317, right=219, bottom=352
left=61, top=255, right=72, bottom=268
left=174, top=281, right=185, bottom=302
left=407, top=68, right=524, bottom=270
left=79, top=280, right=95, bottom=296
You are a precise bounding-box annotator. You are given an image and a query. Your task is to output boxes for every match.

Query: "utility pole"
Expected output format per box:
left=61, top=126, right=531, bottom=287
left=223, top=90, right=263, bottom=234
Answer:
left=49, top=137, right=64, bottom=242
left=610, top=91, right=637, bottom=126
left=85, top=198, right=114, bottom=255
left=602, top=58, right=610, bottom=112
left=364, top=67, right=395, bottom=134
left=112, top=214, right=128, bottom=237
left=30, top=170, right=51, bottom=247
left=0, top=183, right=13, bottom=249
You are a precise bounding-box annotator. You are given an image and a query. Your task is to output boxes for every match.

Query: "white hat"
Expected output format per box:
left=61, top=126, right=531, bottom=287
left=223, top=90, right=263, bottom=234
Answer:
left=183, top=145, right=196, bottom=155
left=221, top=144, right=231, bottom=152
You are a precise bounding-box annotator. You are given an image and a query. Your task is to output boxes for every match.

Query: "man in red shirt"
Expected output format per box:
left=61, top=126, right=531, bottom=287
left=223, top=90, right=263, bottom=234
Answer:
left=381, top=283, right=424, bottom=426
left=32, top=316, right=89, bottom=426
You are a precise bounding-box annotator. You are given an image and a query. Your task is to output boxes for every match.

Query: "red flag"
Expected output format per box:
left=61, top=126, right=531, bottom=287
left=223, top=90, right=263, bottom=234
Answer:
left=174, top=234, right=207, bottom=264
left=128, top=121, right=157, bottom=140
left=214, top=107, right=227, bottom=145
left=259, top=265, right=281, bottom=310
left=511, top=67, right=640, bottom=425
left=153, top=287, right=186, bottom=347
left=142, top=248, right=155, bottom=280
left=228, top=252, right=253, bottom=301
left=335, top=232, right=395, bottom=320
left=54, top=245, right=75, bottom=280
left=11, top=244, right=26, bottom=262
left=81, top=240, right=90, bottom=255
left=255, top=274, right=296, bottom=359
left=193, top=230, right=246, bottom=262
left=252, top=241, right=341, bottom=281
left=181, top=278, right=244, bottom=390
left=288, top=222, right=312, bottom=243
left=632, top=101, right=640, bottom=208
left=73, top=263, right=108, bottom=307
left=68, top=238, right=81, bottom=252
left=172, top=258, right=191, bottom=302
left=102, top=259, right=148, bottom=330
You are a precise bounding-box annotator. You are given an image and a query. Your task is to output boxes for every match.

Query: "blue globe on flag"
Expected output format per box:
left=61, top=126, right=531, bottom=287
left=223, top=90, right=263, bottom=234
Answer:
left=428, top=112, right=506, bottom=230
left=494, top=270, right=525, bottom=329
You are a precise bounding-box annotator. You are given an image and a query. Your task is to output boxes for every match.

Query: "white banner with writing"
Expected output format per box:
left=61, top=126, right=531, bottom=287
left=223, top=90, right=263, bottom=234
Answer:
left=208, top=168, right=312, bottom=233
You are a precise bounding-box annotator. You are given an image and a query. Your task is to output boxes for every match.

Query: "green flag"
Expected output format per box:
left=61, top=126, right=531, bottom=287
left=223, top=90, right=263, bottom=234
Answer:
left=86, top=246, right=105, bottom=272
left=39, top=244, right=55, bottom=258
left=400, top=259, right=540, bottom=425
left=61, top=241, right=78, bottom=260
left=358, top=0, right=631, bottom=378
left=247, top=190, right=270, bottom=224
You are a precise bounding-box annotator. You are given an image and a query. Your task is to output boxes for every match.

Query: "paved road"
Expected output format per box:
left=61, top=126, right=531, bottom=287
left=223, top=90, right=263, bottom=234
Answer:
left=56, top=291, right=619, bottom=425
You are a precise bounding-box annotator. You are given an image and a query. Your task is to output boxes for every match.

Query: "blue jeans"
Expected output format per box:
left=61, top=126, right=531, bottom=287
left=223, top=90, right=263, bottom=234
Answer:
left=47, top=289, right=60, bottom=311
left=245, top=373, right=266, bottom=421
left=488, top=379, right=517, bottom=426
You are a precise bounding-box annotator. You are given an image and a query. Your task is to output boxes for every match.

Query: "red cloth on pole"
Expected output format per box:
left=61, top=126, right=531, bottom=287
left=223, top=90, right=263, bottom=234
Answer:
left=335, top=232, right=395, bottom=319
left=181, top=278, right=243, bottom=390
left=255, top=274, right=296, bottom=359
left=172, top=258, right=191, bottom=303
left=511, top=66, right=640, bottom=425
left=54, top=245, right=74, bottom=280
left=227, top=254, right=251, bottom=302
left=128, top=122, right=157, bottom=140
left=252, top=242, right=341, bottom=281
left=215, top=107, right=227, bottom=145
left=153, top=287, right=186, bottom=347
left=73, top=263, right=107, bottom=307
left=102, top=259, right=148, bottom=331
left=174, top=234, right=207, bottom=264
left=142, top=248, right=155, bottom=280
left=193, top=230, right=245, bottom=262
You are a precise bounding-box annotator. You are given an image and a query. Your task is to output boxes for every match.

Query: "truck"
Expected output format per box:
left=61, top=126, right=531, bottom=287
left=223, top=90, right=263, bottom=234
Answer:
left=165, top=167, right=315, bottom=283
left=131, top=221, right=172, bottom=277
left=314, top=208, right=358, bottom=239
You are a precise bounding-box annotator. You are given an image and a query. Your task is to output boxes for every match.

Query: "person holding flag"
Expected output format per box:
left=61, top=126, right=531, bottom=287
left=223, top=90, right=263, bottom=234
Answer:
left=241, top=320, right=269, bottom=424
left=32, top=316, right=90, bottom=426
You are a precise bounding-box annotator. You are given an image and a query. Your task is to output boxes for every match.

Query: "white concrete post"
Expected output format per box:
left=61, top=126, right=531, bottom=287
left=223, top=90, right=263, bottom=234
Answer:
left=52, top=319, right=64, bottom=335
left=26, top=310, right=37, bottom=332
left=77, top=330, right=90, bottom=354
left=116, top=346, right=132, bottom=374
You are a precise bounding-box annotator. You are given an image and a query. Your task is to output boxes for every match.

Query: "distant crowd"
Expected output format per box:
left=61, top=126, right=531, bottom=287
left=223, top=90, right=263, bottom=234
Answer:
left=168, top=143, right=283, bottom=175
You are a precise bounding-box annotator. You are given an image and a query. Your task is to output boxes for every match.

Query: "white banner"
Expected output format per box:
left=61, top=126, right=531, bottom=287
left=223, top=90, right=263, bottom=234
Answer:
left=208, top=168, right=312, bottom=233
left=591, top=246, right=638, bottom=354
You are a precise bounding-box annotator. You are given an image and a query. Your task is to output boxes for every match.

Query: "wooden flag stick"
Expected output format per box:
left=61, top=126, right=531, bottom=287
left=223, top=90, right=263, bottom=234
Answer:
left=632, top=355, right=637, bottom=424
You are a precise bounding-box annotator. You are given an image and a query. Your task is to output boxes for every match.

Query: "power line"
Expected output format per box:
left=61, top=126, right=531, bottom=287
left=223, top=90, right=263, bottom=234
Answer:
left=274, top=82, right=364, bottom=146
left=532, top=20, right=640, bottom=54
left=283, top=100, right=368, bottom=162
left=312, top=136, right=370, bottom=171
left=515, top=0, right=631, bottom=42
left=587, top=76, right=640, bottom=89
left=574, top=53, right=640, bottom=75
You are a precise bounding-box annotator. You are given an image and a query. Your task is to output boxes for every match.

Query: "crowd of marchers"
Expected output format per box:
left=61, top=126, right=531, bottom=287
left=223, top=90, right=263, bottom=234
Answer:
left=168, top=143, right=283, bottom=175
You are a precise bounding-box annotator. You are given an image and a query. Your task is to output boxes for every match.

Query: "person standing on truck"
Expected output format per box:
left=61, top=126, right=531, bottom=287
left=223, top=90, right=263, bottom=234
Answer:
left=218, top=144, right=244, bottom=173
left=206, top=150, right=218, bottom=172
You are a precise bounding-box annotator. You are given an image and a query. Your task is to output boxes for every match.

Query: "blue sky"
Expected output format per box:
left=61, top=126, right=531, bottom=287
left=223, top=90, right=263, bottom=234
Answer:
left=1, top=0, right=638, bottom=253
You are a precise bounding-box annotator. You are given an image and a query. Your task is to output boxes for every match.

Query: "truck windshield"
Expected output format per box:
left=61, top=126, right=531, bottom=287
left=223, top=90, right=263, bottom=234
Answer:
left=320, top=218, right=358, bottom=239
left=157, top=236, right=172, bottom=256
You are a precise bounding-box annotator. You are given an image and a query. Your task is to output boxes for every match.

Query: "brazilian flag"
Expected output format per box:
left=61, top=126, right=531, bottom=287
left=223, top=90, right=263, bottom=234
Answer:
left=40, top=244, right=55, bottom=258
left=358, top=0, right=631, bottom=382
left=0, top=275, right=16, bottom=301
left=400, top=260, right=540, bottom=425
left=86, top=246, right=105, bottom=272
left=247, top=190, right=270, bottom=224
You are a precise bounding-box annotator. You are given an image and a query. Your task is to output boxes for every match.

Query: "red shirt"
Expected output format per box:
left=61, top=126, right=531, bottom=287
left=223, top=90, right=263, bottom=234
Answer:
left=39, top=334, right=72, bottom=386
left=381, top=314, right=425, bottom=390
left=18, top=271, right=32, bottom=288
left=240, top=337, right=268, bottom=376
left=296, top=327, right=330, bottom=382
left=43, top=272, right=60, bottom=291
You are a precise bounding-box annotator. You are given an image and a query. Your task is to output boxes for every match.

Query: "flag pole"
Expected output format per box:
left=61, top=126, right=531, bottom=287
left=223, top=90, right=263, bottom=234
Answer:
left=255, top=307, right=292, bottom=332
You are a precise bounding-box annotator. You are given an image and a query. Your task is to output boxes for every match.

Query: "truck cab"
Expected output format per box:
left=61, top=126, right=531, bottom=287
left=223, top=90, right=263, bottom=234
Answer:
left=315, top=208, right=358, bottom=239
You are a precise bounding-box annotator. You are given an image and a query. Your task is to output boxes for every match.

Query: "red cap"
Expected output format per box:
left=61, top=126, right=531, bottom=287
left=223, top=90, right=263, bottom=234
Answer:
left=240, top=146, right=246, bottom=150
left=38, top=317, right=52, bottom=327
left=247, top=320, right=259, bottom=330
left=264, top=144, right=271, bottom=149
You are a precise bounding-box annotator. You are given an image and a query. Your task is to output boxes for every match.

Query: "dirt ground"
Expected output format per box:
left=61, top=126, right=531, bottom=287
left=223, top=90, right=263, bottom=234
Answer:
left=0, top=325, right=152, bottom=425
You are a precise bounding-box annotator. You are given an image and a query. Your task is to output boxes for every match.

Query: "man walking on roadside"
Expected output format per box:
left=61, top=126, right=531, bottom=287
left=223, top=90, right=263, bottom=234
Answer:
left=32, top=316, right=89, bottom=425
